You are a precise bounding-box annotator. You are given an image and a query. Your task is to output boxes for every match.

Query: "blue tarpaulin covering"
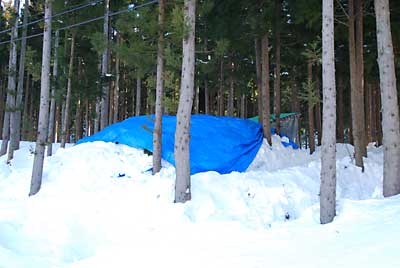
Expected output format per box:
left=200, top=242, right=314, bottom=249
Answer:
left=77, top=115, right=264, bottom=175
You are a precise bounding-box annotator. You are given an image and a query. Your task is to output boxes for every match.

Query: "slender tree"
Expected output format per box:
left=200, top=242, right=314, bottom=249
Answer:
left=349, top=0, right=364, bottom=170
left=273, top=0, right=282, bottom=134
left=8, top=0, right=29, bottom=161
left=307, top=60, right=315, bottom=154
left=100, top=0, right=110, bottom=130
left=374, top=0, right=400, bottom=197
left=320, top=0, right=336, bottom=224
left=61, top=32, right=75, bottom=148
left=30, top=0, right=52, bottom=196
left=47, top=30, right=59, bottom=156
left=113, top=35, right=121, bottom=124
left=0, top=0, right=20, bottom=157
left=153, top=0, right=165, bottom=174
left=261, top=33, right=272, bottom=145
left=174, top=0, right=196, bottom=203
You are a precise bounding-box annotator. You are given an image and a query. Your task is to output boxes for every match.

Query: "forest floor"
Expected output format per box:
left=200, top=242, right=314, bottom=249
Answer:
left=0, top=136, right=399, bottom=268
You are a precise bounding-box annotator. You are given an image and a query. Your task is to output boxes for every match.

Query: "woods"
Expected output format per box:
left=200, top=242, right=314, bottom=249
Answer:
left=0, top=0, right=398, bottom=222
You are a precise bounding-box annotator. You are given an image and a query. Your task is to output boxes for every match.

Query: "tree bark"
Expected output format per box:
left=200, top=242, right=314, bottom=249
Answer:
left=356, top=0, right=367, bottom=155
left=61, top=32, right=75, bottom=148
left=47, top=30, right=59, bottom=156
left=308, top=61, right=315, bottom=154
left=320, top=0, right=337, bottom=225
left=315, top=70, right=322, bottom=146
left=240, top=94, right=245, bottom=119
left=135, top=75, right=141, bottom=116
left=218, top=58, right=224, bottom=116
left=30, top=0, right=52, bottom=196
left=9, top=0, right=29, bottom=159
left=174, top=0, right=196, bottom=203
left=1, top=0, right=20, bottom=157
left=374, top=0, right=400, bottom=197
left=204, top=77, right=209, bottom=114
left=255, top=38, right=262, bottom=122
left=100, top=0, right=110, bottom=130
left=261, top=33, right=272, bottom=145
left=113, top=36, right=121, bottom=124
left=274, top=0, right=282, bottom=134
left=228, top=62, right=234, bottom=116
left=337, top=71, right=344, bottom=142
left=153, top=0, right=165, bottom=175
left=349, top=0, right=364, bottom=170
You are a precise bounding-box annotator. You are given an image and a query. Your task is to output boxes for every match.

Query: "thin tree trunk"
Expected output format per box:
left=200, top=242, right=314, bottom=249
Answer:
left=47, top=30, right=59, bottom=156
left=204, top=78, right=209, bottom=114
left=174, top=0, right=195, bottom=203
left=374, top=0, right=400, bottom=197
left=240, top=94, right=245, bottom=119
left=30, top=0, right=52, bottom=196
left=100, top=0, right=110, bottom=130
left=135, top=75, right=141, bottom=116
left=1, top=0, right=20, bottom=157
left=274, top=0, right=282, bottom=134
left=315, top=70, right=322, bottom=146
left=349, top=0, right=364, bottom=170
left=255, top=38, right=263, bottom=122
left=22, top=74, right=30, bottom=140
left=307, top=60, right=315, bottom=154
left=218, top=59, right=224, bottom=116
left=369, top=82, right=376, bottom=143
left=153, top=0, right=165, bottom=175
left=194, top=85, right=199, bottom=114
left=85, top=99, right=90, bottom=136
left=320, top=0, right=336, bottom=224
left=365, top=81, right=370, bottom=143
left=75, top=58, right=82, bottom=141
left=113, top=36, right=120, bottom=124
left=261, top=33, right=272, bottom=145
left=228, top=62, right=234, bottom=116
left=61, top=32, right=75, bottom=148
left=337, top=71, right=344, bottom=142
left=356, top=0, right=367, bottom=155
left=10, top=0, right=29, bottom=155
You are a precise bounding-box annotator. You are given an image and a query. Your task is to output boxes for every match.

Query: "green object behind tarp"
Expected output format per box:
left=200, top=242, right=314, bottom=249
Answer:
left=249, top=112, right=299, bottom=122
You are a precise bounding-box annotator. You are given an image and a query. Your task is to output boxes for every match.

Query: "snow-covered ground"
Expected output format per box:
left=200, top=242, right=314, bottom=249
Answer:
left=0, top=137, right=399, bottom=268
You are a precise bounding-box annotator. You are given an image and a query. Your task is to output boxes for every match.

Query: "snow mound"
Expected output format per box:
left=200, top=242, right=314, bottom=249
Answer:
left=0, top=138, right=396, bottom=268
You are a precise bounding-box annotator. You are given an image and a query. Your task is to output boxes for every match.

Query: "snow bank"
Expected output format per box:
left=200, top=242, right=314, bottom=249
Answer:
left=0, top=137, right=397, bottom=268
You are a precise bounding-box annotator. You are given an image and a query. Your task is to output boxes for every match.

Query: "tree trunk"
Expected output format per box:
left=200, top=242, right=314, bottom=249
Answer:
left=204, top=77, right=209, bottom=114
left=307, top=61, right=315, bottom=154
left=135, top=75, right=141, bottom=116
left=218, top=58, right=224, bottom=116
left=174, top=0, right=195, bottom=203
left=47, top=30, right=59, bottom=156
left=349, top=0, right=364, bottom=170
left=153, top=0, right=165, bottom=175
left=30, top=0, right=52, bottom=196
left=369, top=82, right=377, bottom=143
left=113, top=36, right=120, bottom=124
left=9, top=0, right=29, bottom=158
left=374, top=0, right=400, bottom=197
left=228, top=62, right=234, bottom=116
left=240, top=94, right=245, bottom=119
left=1, top=0, right=20, bottom=157
left=261, top=33, right=272, bottom=145
left=356, top=0, right=367, bottom=155
left=255, top=38, right=263, bottom=123
left=337, top=71, right=344, bottom=143
left=194, top=85, right=199, bottom=114
left=61, top=32, right=75, bottom=148
left=100, top=0, right=110, bottom=130
left=315, top=70, right=322, bottom=146
left=320, top=0, right=337, bottom=225
left=75, top=98, right=82, bottom=141
left=273, top=0, right=282, bottom=134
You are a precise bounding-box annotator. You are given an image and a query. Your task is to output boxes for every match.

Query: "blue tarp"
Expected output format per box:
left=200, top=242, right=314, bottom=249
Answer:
left=77, top=115, right=264, bottom=175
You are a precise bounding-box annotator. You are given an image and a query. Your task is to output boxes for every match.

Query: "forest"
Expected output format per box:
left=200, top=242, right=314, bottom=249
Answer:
left=0, top=0, right=399, bottom=221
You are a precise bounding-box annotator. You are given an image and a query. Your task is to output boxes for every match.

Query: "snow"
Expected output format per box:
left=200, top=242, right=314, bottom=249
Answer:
left=0, top=137, right=399, bottom=268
